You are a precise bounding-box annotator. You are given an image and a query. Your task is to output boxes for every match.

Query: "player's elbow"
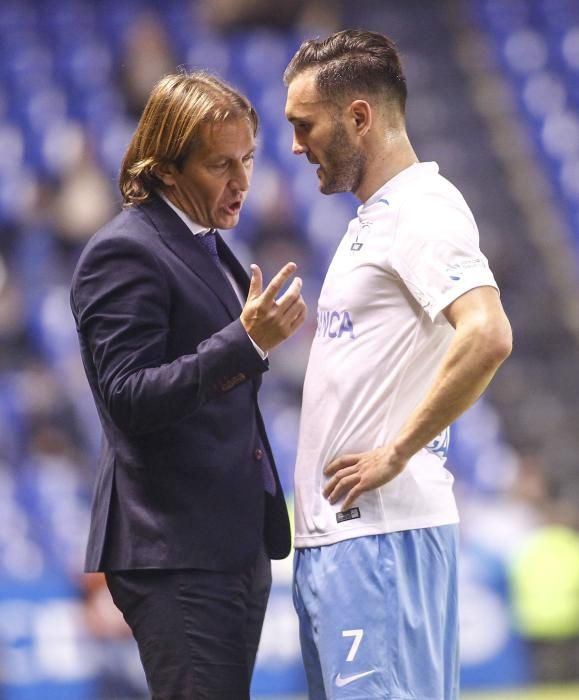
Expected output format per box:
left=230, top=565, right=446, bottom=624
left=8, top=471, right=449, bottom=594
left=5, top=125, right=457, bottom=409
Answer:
left=477, top=314, right=513, bottom=368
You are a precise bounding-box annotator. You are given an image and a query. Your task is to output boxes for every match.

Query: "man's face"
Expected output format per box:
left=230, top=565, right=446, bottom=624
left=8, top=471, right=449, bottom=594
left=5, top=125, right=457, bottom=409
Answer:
left=162, top=118, right=255, bottom=230
left=285, top=70, right=366, bottom=195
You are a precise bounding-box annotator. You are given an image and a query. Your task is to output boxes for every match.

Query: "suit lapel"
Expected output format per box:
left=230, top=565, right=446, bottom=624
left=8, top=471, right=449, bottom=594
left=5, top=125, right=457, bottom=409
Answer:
left=142, top=197, right=242, bottom=320
left=216, top=231, right=250, bottom=298
left=216, top=232, right=265, bottom=392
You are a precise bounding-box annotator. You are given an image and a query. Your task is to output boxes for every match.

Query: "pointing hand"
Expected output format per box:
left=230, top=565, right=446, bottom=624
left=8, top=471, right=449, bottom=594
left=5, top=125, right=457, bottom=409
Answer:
left=240, top=262, right=307, bottom=352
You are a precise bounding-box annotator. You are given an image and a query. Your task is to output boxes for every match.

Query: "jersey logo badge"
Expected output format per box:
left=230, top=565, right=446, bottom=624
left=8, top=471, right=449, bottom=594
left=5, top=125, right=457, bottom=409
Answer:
left=335, top=670, right=376, bottom=687
left=336, top=507, right=360, bottom=523
left=350, top=222, right=372, bottom=252
left=426, top=427, right=450, bottom=459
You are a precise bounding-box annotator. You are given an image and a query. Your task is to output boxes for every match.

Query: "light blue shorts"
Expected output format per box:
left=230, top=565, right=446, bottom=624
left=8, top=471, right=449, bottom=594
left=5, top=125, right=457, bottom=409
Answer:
left=293, top=525, right=459, bottom=700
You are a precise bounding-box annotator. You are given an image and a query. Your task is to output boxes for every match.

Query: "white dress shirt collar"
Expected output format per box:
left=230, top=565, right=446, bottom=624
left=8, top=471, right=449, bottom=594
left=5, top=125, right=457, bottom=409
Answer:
left=156, top=192, right=268, bottom=361
left=158, top=192, right=211, bottom=235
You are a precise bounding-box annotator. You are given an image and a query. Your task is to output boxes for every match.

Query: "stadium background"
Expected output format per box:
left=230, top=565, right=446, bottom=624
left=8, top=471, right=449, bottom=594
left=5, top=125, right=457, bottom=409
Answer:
left=0, top=0, right=578, bottom=697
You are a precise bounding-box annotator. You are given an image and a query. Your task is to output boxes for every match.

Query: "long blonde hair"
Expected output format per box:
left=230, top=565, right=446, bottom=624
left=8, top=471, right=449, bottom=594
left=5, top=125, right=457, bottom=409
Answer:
left=119, top=70, right=258, bottom=205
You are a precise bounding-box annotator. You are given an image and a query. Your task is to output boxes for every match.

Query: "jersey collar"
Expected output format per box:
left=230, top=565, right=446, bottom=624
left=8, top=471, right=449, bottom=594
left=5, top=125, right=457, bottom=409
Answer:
left=357, top=161, right=439, bottom=216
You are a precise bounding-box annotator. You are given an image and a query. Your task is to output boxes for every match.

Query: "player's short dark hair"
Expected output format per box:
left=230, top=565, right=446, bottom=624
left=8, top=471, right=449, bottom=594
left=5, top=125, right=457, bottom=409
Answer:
left=284, top=29, right=407, bottom=112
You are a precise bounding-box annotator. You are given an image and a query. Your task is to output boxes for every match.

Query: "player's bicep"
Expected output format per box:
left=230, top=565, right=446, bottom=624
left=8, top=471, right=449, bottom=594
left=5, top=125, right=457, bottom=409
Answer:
left=442, top=285, right=502, bottom=329
left=442, top=286, right=512, bottom=361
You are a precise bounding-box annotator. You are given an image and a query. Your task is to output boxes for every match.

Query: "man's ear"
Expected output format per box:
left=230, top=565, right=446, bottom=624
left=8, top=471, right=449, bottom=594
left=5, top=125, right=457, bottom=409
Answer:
left=349, top=100, right=372, bottom=136
left=154, top=162, right=178, bottom=187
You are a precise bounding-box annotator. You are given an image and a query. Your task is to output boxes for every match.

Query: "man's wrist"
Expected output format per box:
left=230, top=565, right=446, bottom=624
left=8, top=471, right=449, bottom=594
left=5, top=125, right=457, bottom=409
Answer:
left=386, top=440, right=412, bottom=469
left=247, top=332, right=267, bottom=360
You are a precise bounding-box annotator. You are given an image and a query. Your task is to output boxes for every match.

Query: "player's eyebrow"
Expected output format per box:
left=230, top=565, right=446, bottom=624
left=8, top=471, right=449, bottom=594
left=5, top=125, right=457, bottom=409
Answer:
left=285, top=107, right=316, bottom=123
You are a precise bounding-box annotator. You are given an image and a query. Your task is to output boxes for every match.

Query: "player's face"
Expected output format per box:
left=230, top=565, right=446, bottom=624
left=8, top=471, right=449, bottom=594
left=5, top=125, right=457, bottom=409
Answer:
left=161, top=118, right=255, bottom=230
left=285, top=70, right=366, bottom=195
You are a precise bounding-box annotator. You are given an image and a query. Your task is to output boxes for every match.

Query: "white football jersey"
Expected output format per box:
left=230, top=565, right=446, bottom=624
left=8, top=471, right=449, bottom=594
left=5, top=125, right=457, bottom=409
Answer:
left=294, top=162, right=498, bottom=548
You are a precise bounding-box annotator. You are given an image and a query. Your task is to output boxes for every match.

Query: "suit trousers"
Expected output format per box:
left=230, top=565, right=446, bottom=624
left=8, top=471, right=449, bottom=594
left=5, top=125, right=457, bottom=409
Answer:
left=105, top=547, right=272, bottom=700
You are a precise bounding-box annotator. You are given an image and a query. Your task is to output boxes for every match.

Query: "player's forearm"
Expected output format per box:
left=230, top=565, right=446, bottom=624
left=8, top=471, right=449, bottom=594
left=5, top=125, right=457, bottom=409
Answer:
left=390, top=317, right=512, bottom=463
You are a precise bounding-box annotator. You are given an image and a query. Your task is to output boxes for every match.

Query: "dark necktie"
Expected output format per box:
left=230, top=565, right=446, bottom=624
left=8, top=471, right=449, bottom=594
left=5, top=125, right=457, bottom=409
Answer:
left=198, top=229, right=241, bottom=305
left=197, top=230, right=276, bottom=496
left=197, top=229, right=221, bottom=268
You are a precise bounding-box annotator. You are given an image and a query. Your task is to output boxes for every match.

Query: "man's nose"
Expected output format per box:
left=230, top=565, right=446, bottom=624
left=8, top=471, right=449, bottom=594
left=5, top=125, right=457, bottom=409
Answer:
left=231, top=162, right=250, bottom=191
left=292, top=135, right=307, bottom=155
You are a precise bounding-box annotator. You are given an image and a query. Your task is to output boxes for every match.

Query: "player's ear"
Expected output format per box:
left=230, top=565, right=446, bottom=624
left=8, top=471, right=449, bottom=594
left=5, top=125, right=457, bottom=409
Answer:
left=349, top=100, right=372, bottom=136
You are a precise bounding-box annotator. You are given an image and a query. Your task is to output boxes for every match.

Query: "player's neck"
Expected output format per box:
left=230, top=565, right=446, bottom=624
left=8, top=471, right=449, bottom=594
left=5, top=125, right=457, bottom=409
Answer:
left=355, top=132, right=418, bottom=203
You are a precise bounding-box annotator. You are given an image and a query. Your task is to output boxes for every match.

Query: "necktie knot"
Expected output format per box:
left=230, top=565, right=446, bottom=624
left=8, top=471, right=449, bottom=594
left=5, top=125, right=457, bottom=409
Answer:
left=198, top=229, right=220, bottom=265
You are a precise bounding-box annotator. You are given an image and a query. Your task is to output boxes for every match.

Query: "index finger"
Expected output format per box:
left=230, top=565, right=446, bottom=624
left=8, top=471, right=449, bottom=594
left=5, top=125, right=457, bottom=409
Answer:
left=324, top=453, right=359, bottom=476
left=261, top=262, right=297, bottom=304
left=342, top=485, right=364, bottom=511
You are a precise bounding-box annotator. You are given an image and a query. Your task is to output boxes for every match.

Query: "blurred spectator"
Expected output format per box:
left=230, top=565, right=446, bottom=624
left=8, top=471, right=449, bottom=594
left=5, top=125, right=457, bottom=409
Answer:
left=201, top=0, right=340, bottom=32
left=17, top=363, right=77, bottom=437
left=119, top=12, right=176, bottom=118
left=82, top=573, right=147, bottom=699
left=82, top=574, right=129, bottom=640
left=49, top=139, right=116, bottom=251
left=510, top=497, right=579, bottom=684
left=0, top=268, right=27, bottom=371
left=460, top=455, right=548, bottom=564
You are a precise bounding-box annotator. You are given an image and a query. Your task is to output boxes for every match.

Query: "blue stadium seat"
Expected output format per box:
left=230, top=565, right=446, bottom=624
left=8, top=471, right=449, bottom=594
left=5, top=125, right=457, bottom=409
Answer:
left=3, top=43, right=55, bottom=96
left=0, top=167, right=38, bottom=226
left=53, top=36, right=113, bottom=94
left=0, top=0, right=37, bottom=35
left=185, top=34, right=231, bottom=78
left=93, top=116, right=136, bottom=178
left=37, top=0, right=97, bottom=39
left=477, top=0, right=530, bottom=37
left=477, top=0, right=579, bottom=251
left=69, top=87, right=125, bottom=131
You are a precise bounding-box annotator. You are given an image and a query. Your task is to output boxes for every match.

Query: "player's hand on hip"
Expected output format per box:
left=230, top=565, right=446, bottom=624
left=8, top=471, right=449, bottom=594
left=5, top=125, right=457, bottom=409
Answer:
left=240, top=262, right=307, bottom=351
left=323, top=447, right=407, bottom=511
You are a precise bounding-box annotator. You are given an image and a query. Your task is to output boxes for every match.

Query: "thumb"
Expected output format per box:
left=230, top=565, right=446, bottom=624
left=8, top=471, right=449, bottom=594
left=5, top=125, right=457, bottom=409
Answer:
left=247, top=264, right=263, bottom=300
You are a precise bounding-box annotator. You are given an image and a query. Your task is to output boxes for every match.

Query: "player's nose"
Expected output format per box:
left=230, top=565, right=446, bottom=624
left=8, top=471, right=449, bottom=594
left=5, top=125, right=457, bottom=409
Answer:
left=292, top=134, right=307, bottom=155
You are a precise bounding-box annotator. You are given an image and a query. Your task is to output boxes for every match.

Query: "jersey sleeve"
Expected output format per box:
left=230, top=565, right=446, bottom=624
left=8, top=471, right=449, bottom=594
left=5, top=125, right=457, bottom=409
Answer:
left=390, top=193, right=498, bottom=323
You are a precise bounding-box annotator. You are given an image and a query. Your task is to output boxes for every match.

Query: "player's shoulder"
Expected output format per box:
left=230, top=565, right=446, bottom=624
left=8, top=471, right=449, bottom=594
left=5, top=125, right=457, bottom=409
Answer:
left=397, top=169, right=475, bottom=233
left=360, top=162, right=470, bottom=224
left=406, top=167, right=469, bottom=210
left=425, top=170, right=471, bottom=207
left=390, top=169, right=480, bottom=254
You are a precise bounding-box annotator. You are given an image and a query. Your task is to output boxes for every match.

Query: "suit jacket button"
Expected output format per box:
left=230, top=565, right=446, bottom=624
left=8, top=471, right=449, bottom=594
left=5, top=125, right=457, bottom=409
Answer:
left=254, top=448, right=263, bottom=460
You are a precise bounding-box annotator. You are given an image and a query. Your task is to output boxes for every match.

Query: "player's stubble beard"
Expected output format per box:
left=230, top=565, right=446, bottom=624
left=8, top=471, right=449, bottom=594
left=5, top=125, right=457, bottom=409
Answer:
left=319, top=119, right=366, bottom=195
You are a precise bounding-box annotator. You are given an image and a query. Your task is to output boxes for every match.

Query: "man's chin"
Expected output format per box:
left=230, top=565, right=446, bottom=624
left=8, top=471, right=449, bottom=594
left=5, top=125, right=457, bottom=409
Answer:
left=320, top=181, right=349, bottom=195
left=215, top=212, right=241, bottom=230
left=318, top=170, right=348, bottom=195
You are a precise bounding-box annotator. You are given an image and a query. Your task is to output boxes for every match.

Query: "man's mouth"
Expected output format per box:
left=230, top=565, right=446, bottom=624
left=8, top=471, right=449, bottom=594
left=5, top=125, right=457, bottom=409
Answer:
left=224, top=200, right=242, bottom=215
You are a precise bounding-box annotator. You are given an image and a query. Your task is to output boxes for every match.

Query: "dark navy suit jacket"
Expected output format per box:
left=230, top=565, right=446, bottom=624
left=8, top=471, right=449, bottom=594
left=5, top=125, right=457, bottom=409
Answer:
left=70, top=195, right=291, bottom=572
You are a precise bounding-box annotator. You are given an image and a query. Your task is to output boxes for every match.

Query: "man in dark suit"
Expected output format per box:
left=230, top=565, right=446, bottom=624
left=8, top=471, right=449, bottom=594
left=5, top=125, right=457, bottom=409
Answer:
left=70, top=71, right=306, bottom=699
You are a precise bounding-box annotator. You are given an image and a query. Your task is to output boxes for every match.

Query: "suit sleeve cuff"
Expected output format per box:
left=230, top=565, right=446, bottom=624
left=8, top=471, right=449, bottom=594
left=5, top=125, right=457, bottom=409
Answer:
left=246, top=333, right=268, bottom=360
